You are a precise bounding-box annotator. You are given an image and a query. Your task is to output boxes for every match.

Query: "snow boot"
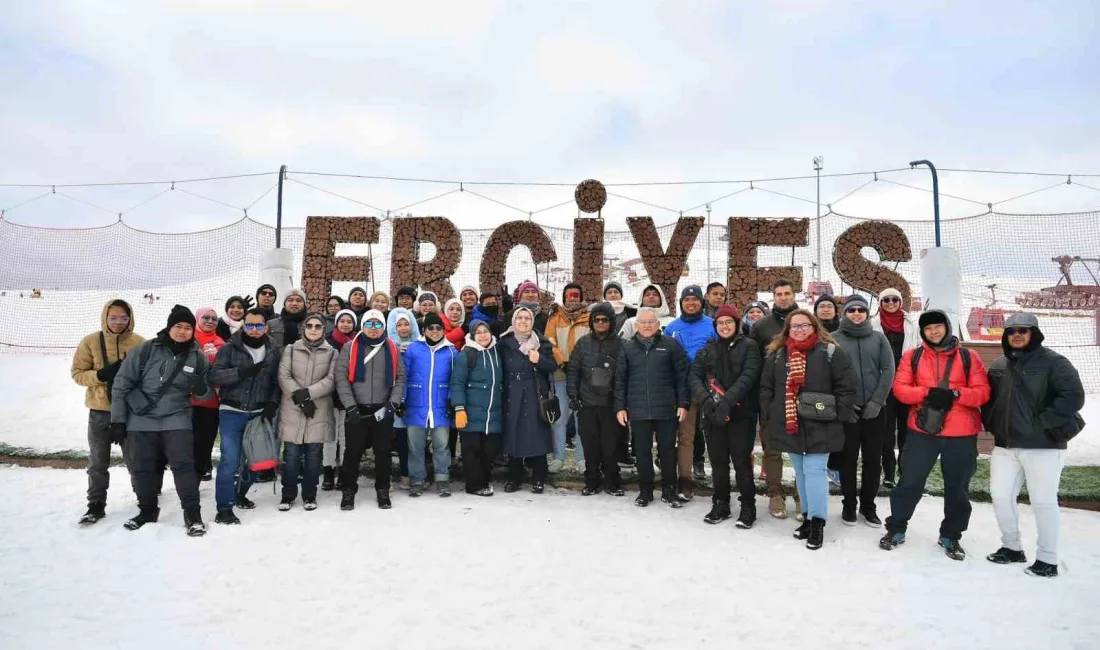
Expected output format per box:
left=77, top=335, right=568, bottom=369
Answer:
left=473, top=487, right=494, bottom=497
left=1024, top=560, right=1058, bottom=578
left=703, top=499, right=732, bottom=524
left=123, top=507, right=160, bottom=531
left=504, top=481, right=521, bottom=493
left=184, top=508, right=206, bottom=537
left=200, top=470, right=213, bottom=482
left=693, top=461, right=706, bottom=480
left=321, top=467, right=335, bottom=491
left=806, top=517, right=826, bottom=550
left=735, top=503, right=757, bottom=529
left=938, top=537, right=967, bottom=561
left=437, top=481, right=452, bottom=498
left=879, top=531, right=906, bottom=550
left=607, top=485, right=625, bottom=497
left=582, top=485, right=602, bottom=496
left=278, top=497, right=294, bottom=511
left=635, top=491, right=653, bottom=507
left=79, top=502, right=106, bottom=525
left=860, top=508, right=882, bottom=528
left=678, top=478, right=694, bottom=502
left=340, top=491, right=355, bottom=511
left=214, top=509, right=240, bottom=525
left=531, top=481, right=545, bottom=494
left=987, top=547, right=1027, bottom=565
left=661, top=491, right=683, bottom=509
left=769, top=495, right=788, bottom=519
left=376, top=489, right=392, bottom=509
left=793, top=517, right=812, bottom=541
left=303, top=499, right=318, bottom=511
left=409, top=483, right=424, bottom=497
left=234, top=495, right=256, bottom=510
left=841, top=504, right=858, bottom=526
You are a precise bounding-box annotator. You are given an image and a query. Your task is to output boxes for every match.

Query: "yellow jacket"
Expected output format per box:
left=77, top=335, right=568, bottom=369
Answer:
left=71, top=299, right=145, bottom=411
left=544, top=304, right=591, bottom=380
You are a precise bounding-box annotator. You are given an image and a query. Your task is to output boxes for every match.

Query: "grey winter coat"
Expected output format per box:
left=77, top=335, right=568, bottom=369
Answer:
left=832, top=317, right=896, bottom=410
left=499, top=332, right=557, bottom=458
left=335, top=335, right=406, bottom=408
left=614, top=332, right=690, bottom=421
left=209, top=332, right=282, bottom=411
left=111, top=337, right=213, bottom=431
left=278, top=339, right=338, bottom=444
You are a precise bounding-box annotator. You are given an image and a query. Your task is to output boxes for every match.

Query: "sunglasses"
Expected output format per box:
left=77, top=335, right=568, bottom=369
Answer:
left=846, top=307, right=867, bottom=314
left=1005, top=327, right=1031, bottom=336
left=243, top=323, right=266, bottom=331
left=791, top=324, right=814, bottom=332
left=200, top=316, right=218, bottom=323
left=592, top=317, right=610, bottom=323
left=881, top=297, right=901, bottom=304
left=424, top=325, right=444, bottom=332
left=304, top=323, right=324, bottom=331
left=362, top=321, right=385, bottom=330
left=259, top=291, right=275, bottom=297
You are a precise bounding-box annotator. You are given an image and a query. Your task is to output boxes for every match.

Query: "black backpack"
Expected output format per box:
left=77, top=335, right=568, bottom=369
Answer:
left=910, top=346, right=971, bottom=384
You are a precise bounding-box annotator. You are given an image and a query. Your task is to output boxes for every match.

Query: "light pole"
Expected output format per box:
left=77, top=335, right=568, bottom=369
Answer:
left=909, top=159, right=941, bottom=247
left=814, top=156, right=823, bottom=279
left=706, top=203, right=712, bottom=284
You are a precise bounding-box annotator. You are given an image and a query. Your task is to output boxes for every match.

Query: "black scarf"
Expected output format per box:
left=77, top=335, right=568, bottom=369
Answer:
left=243, top=332, right=267, bottom=349
left=281, top=308, right=307, bottom=346
left=156, top=330, right=192, bottom=356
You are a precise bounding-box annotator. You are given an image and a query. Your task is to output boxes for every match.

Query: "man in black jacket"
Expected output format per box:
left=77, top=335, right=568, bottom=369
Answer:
left=615, top=308, right=690, bottom=508
left=690, top=305, right=761, bottom=528
left=982, top=312, right=1085, bottom=578
left=255, top=284, right=278, bottom=321
left=568, top=302, right=624, bottom=496
left=748, top=278, right=801, bottom=518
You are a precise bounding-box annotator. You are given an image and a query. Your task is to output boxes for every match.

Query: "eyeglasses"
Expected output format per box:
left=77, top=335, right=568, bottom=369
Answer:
left=304, top=323, right=324, bottom=331
left=1005, top=327, right=1031, bottom=336
left=200, top=316, right=218, bottom=323
left=881, top=297, right=901, bottom=304
left=363, top=321, right=385, bottom=330
left=846, top=307, right=867, bottom=314
left=790, top=324, right=814, bottom=332
left=243, top=323, right=266, bottom=331
left=424, top=325, right=444, bottom=332
left=259, top=291, right=275, bottom=297
left=106, top=316, right=130, bottom=323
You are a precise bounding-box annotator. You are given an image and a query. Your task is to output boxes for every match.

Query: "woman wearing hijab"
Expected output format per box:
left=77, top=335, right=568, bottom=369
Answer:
left=759, top=309, right=858, bottom=550
left=324, top=296, right=346, bottom=335
left=387, top=307, right=421, bottom=489
left=192, top=307, right=226, bottom=481
left=216, top=296, right=248, bottom=341
left=498, top=306, right=558, bottom=493
left=416, top=291, right=440, bottom=330
left=503, top=280, right=549, bottom=334
left=322, top=308, right=358, bottom=490
left=442, top=298, right=467, bottom=350
left=451, top=319, right=504, bottom=496
left=278, top=314, right=337, bottom=511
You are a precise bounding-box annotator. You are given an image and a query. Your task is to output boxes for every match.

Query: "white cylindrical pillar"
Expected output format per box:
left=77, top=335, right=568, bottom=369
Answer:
left=259, top=248, right=296, bottom=300
left=920, top=246, right=963, bottom=336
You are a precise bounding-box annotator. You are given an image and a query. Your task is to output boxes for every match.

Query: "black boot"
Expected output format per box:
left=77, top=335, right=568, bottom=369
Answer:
left=661, top=490, right=683, bottom=509
left=793, top=517, right=812, bottom=540
left=987, top=547, right=1027, bottom=565
left=340, top=490, right=355, bottom=511
left=1025, top=560, right=1059, bottom=578
left=703, top=499, right=731, bottom=524
left=123, top=507, right=160, bottom=531
left=184, top=507, right=206, bottom=537
left=321, top=467, right=335, bottom=491
left=79, top=502, right=106, bottom=525
left=806, top=517, right=826, bottom=550
left=735, top=503, right=757, bottom=529
left=214, top=509, right=240, bottom=525
left=841, top=503, right=857, bottom=526
left=635, top=490, right=653, bottom=507
left=376, top=489, right=392, bottom=510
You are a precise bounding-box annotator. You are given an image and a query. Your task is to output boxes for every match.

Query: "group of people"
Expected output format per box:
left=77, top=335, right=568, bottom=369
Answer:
left=69, top=278, right=1085, bottom=578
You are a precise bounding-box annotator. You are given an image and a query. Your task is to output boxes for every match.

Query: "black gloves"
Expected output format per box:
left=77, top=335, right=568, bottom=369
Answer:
left=188, top=374, right=209, bottom=397
left=242, top=295, right=256, bottom=310
left=346, top=407, right=362, bottom=425
left=701, top=393, right=728, bottom=423
left=300, top=399, right=317, bottom=419
left=262, top=401, right=279, bottom=423
left=291, top=388, right=311, bottom=406
left=862, top=401, right=883, bottom=420
left=242, top=361, right=267, bottom=379
left=568, top=397, right=582, bottom=412
left=391, top=402, right=406, bottom=418
left=925, top=387, right=956, bottom=410
left=96, top=360, right=122, bottom=383
left=109, top=423, right=127, bottom=445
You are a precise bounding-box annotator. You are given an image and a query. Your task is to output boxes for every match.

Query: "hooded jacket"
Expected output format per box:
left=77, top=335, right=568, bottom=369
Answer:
left=619, top=284, right=673, bottom=339
left=688, top=316, right=761, bottom=421
left=664, top=293, right=716, bottom=362
left=749, top=302, right=799, bottom=357
left=386, top=308, right=422, bottom=353
left=72, top=299, right=145, bottom=412
left=545, top=286, right=592, bottom=380
left=832, top=315, right=896, bottom=409
left=277, top=337, right=338, bottom=444
left=892, top=311, right=990, bottom=437
left=566, top=302, right=622, bottom=408
left=450, top=331, right=504, bottom=435
left=110, top=334, right=213, bottom=431
left=982, top=317, right=1085, bottom=449
left=441, top=298, right=467, bottom=350
left=403, top=334, right=459, bottom=429
left=335, top=331, right=407, bottom=409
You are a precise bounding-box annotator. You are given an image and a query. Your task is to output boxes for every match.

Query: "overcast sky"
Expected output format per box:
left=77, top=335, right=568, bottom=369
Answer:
left=1, top=0, right=1098, bottom=232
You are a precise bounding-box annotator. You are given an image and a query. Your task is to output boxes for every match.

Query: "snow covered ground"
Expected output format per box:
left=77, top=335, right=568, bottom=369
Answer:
left=0, top=465, right=1098, bottom=650
left=5, top=354, right=1099, bottom=466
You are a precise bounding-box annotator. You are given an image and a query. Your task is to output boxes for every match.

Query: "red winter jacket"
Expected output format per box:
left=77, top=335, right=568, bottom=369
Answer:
left=893, top=340, right=990, bottom=437
left=443, top=318, right=465, bottom=350
left=190, top=328, right=225, bottom=408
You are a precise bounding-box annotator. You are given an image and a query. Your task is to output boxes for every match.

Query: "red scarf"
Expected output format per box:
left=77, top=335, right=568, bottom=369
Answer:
left=330, top=328, right=353, bottom=349
left=879, top=309, right=905, bottom=334
left=783, top=332, right=819, bottom=434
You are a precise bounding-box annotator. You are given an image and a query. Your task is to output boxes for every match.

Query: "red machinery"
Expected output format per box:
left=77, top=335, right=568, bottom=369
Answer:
left=1017, top=256, right=1100, bottom=310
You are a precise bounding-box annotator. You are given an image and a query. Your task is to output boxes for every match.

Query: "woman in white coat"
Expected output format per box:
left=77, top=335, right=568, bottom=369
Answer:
left=871, top=287, right=920, bottom=487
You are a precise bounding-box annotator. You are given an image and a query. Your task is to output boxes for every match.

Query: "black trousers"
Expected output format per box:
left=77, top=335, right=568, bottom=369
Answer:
left=841, top=410, right=886, bottom=512
left=191, top=406, right=219, bottom=476
left=885, top=433, right=978, bottom=541
left=705, top=416, right=756, bottom=506
left=577, top=406, right=622, bottom=489
left=129, top=429, right=200, bottom=511
left=508, top=455, right=548, bottom=484
left=882, top=395, right=910, bottom=482
left=461, top=432, right=502, bottom=492
left=340, top=410, right=393, bottom=494
left=693, top=410, right=706, bottom=464
left=632, top=419, right=678, bottom=495
left=86, top=409, right=135, bottom=506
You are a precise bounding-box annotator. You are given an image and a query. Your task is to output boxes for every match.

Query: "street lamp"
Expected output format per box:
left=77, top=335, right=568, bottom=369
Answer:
left=909, top=159, right=941, bottom=247
left=814, top=157, right=823, bottom=279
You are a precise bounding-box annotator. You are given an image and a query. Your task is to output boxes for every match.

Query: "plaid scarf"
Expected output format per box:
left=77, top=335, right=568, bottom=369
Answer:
left=784, top=333, right=819, bottom=434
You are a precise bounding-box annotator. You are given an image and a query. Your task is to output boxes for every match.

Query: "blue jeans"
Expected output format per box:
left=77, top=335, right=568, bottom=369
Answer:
left=215, top=410, right=259, bottom=511
left=407, top=425, right=450, bottom=484
left=282, top=442, right=323, bottom=501
left=393, top=427, right=409, bottom=478
left=790, top=452, right=830, bottom=520
left=553, top=378, right=584, bottom=462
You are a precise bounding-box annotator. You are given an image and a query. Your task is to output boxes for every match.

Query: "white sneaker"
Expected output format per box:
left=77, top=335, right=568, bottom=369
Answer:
left=548, top=459, right=564, bottom=473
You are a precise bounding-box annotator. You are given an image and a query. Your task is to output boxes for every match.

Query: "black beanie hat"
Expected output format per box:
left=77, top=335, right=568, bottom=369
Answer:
left=348, top=286, right=367, bottom=300
left=422, top=312, right=444, bottom=331
left=167, top=304, right=196, bottom=330
left=395, top=286, right=417, bottom=300
left=814, top=294, right=838, bottom=311
left=256, top=284, right=277, bottom=300
left=225, top=295, right=246, bottom=313
left=603, top=282, right=623, bottom=299
left=918, top=309, right=950, bottom=330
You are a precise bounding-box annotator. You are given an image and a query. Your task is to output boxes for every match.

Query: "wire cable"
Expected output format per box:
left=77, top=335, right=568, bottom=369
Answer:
left=0, top=171, right=277, bottom=189
left=877, top=178, right=989, bottom=207
left=285, top=177, right=387, bottom=214
left=606, top=192, right=680, bottom=215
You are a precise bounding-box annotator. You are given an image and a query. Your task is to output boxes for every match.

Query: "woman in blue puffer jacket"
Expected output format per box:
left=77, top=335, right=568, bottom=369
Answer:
left=402, top=312, right=459, bottom=497
left=450, top=319, right=504, bottom=496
